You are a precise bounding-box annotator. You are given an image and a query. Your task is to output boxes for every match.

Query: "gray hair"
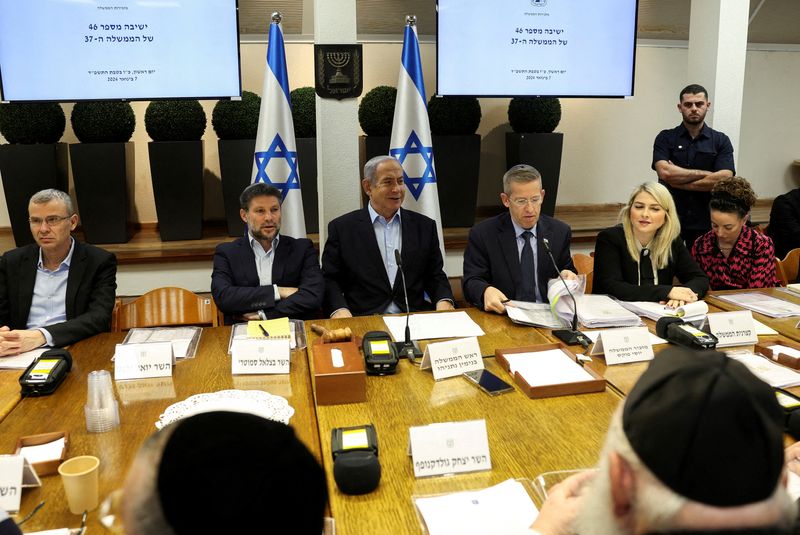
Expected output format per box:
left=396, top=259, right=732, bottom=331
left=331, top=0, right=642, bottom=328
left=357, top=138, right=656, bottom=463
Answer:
left=502, top=164, right=542, bottom=195
left=29, top=189, right=74, bottom=215
left=122, top=425, right=178, bottom=535
left=363, top=155, right=398, bottom=185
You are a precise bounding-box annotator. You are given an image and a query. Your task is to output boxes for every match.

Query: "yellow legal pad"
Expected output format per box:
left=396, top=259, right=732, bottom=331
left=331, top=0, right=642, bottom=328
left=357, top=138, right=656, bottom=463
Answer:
left=247, top=317, right=291, bottom=339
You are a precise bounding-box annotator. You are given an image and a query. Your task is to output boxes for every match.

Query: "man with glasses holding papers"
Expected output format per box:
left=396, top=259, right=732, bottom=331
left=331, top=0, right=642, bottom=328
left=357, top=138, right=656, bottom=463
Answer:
left=463, top=164, right=576, bottom=314
left=0, top=189, right=116, bottom=356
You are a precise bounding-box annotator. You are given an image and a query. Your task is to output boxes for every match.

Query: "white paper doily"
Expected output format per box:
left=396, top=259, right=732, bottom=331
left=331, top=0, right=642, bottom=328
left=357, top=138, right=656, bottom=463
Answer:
left=155, top=389, right=295, bottom=429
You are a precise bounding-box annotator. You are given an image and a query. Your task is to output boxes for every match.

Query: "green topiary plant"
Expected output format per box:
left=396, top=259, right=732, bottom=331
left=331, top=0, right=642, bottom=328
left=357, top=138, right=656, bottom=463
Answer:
left=358, top=86, right=397, bottom=136
left=211, top=91, right=261, bottom=140
left=428, top=96, right=482, bottom=135
left=144, top=99, right=207, bottom=142
left=291, top=87, right=316, bottom=138
left=70, top=101, right=136, bottom=143
left=507, top=97, right=562, bottom=133
left=0, top=102, right=66, bottom=144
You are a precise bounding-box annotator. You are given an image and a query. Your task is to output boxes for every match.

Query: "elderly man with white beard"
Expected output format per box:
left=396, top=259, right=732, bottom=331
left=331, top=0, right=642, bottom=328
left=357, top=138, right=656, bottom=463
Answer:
left=529, top=347, right=798, bottom=535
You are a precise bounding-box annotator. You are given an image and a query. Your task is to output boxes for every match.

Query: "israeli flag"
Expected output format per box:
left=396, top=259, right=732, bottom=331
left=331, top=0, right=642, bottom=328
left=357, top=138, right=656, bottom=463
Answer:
left=390, top=19, right=445, bottom=258
left=251, top=15, right=306, bottom=238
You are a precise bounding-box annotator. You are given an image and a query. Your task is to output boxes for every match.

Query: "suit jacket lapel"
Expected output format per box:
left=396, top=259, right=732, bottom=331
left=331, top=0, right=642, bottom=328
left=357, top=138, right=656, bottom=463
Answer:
left=499, top=214, right=522, bottom=289
left=65, top=240, right=87, bottom=318
left=272, top=237, right=288, bottom=283
left=359, top=208, right=392, bottom=289
left=236, top=237, right=261, bottom=286
left=18, top=246, right=38, bottom=326
left=536, top=217, right=551, bottom=297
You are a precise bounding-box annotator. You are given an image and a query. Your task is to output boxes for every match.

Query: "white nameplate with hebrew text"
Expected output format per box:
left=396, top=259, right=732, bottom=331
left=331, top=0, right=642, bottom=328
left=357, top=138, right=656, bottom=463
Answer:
left=114, top=342, right=173, bottom=380
left=707, top=311, right=758, bottom=348
left=409, top=419, right=492, bottom=478
left=231, top=339, right=291, bottom=375
left=590, top=327, right=653, bottom=365
left=0, top=455, right=24, bottom=513
left=420, top=337, right=483, bottom=380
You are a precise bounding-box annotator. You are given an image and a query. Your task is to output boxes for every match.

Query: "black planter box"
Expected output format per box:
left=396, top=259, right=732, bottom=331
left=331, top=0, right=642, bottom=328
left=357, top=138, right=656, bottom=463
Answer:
left=0, top=143, right=69, bottom=246
left=505, top=132, right=564, bottom=218
left=219, top=138, right=319, bottom=237
left=218, top=139, right=255, bottom=237
left=148, top=140, right=204, bottom=241
left=70, top=142, right=133, bottom=244
left=433, top=134, right=480, bottom=228
left=296, top=137, right=319, bottom=235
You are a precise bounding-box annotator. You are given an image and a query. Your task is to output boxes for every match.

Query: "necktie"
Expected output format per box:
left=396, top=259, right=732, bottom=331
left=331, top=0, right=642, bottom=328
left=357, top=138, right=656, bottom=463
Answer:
left=519, top=231, right=537, bottom=301
left=640, top=248, right=655, bottom=286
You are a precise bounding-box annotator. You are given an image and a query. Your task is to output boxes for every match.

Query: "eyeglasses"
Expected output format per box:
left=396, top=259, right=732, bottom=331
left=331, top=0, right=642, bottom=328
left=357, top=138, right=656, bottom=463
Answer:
left=510, top=197, right=542, bottom=207
left=28, top=215, right=71, bottom=227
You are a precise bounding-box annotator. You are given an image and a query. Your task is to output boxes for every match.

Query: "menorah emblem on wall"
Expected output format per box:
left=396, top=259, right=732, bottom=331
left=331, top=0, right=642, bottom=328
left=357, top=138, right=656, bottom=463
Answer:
left=326, top=52, right=351, bottom=84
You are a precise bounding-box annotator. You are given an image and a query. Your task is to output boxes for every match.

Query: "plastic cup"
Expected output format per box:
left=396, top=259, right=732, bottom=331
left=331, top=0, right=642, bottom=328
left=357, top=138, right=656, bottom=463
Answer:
left=59, top=455, right=100, bottom=514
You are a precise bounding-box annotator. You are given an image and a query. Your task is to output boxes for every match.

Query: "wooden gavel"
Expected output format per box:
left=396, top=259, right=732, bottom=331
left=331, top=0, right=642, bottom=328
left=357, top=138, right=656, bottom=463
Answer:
left=310, top=324, right=352, bottom=343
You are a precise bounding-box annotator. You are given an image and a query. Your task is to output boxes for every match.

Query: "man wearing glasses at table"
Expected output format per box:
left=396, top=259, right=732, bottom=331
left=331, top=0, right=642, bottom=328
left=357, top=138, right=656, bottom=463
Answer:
left=463, top=164, right=576, bottom=313
left=0, top=189, right=116, bottom=356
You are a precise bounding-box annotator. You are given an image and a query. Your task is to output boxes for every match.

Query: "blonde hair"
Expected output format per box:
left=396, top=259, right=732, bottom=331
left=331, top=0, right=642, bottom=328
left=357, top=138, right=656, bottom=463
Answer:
left=619, top=182, right=680, bottom=270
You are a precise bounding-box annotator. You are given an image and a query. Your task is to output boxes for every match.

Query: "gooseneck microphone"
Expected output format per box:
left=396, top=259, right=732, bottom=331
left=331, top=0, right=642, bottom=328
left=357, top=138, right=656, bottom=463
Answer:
left=542, top=238, right=590, bottom=350
left=394, top=249, right=420, bottom=361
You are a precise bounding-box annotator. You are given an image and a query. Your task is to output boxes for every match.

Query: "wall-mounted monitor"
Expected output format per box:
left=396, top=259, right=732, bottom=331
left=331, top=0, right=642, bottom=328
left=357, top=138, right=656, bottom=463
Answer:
left=436, top=0, right=638, bottom=98
left=0, top=0, right=242, bottom=102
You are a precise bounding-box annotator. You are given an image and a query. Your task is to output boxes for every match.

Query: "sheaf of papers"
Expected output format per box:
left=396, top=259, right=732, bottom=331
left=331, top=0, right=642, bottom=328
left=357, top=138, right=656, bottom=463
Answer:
left=123, top=327, right=202, bottom=359
left=413, top=479, right=538, bottom=535
left=725, top=351, right=800, bottom=388
left=383, top=311, right=485, bottom=341
left=504, top=349, right=595, bottom=387
left=583, top=329, right=668, bottom=346
left=506, top=301, right=564, bottom=329
left=0, top=347, right=47, bottom=369
left=19, top=437, right=65, bottom=465
left=228, top=321, right=301, bottom=353
left=620, top=300, right=708, bottom=322
left=555, top=294, right=642, bottom=328
left=715, top=292, right=800, bottom=318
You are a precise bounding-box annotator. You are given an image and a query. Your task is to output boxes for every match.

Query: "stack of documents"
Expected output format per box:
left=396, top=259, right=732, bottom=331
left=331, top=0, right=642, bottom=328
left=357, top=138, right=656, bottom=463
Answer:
left=504, top=349, right=596, bottom=387
left=122, top=327, right=201, bottom=359
left=555, top=294, right=642, bottom=328
left=620, top=300, right=708, bottom=322
left=726, top=350, right=800, bottom=388
left=505, top=301, right=564, bottom=329
left=787, top=284, right=800, bottom=295
left=383, top=311, right=485, bottom=341
left=228, top=318, right=304, bottom=353
left=715, top=292, right=800, bottom=318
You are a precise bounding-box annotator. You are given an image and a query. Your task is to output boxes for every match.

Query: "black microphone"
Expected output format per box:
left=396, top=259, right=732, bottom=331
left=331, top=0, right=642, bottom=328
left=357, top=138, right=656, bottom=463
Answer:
left=542, top=238, right=590, bottom=349
left=393, top=249, right=421, bottom=361
left=655, top=317, right=718, bottom=350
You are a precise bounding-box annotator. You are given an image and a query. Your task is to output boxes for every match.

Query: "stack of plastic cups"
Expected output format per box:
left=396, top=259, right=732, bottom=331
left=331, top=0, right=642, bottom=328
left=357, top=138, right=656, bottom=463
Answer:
left=85, top=370, right=120, bottom=433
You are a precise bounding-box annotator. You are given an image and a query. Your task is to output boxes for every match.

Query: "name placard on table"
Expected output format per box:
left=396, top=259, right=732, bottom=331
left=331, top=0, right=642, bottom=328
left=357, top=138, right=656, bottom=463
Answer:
left=589, top=326, right=653, bottom=365
left=114, top=342, right=174, bottom=380
left=408, top=419, right=492, bottom=478
left=420, top=337, right=483, bottom=380
left=0, top=455, right=24, bottom=513
left=707, top=310, right=758, bottom=347
left=230, top=338, right=291, bottom=375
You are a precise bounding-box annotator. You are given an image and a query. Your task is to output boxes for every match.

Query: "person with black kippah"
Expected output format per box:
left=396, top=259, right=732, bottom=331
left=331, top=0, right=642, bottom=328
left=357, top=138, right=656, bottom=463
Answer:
left=121, top=411, right=328, bottom=535
left=528, top=347, right=799, bottom=535
left=691, top=176, right=781, bottom=290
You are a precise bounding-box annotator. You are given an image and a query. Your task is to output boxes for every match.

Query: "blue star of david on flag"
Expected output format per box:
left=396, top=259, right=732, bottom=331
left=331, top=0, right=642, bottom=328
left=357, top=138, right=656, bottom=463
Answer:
left=254, top=133, right=300, bottom=202
left=389, top=130, right=436, bottom=201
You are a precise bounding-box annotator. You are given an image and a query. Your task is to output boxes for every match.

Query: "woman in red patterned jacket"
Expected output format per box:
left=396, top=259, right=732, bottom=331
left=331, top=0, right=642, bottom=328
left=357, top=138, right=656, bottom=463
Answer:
left=691, top=176, right=781, bottom=290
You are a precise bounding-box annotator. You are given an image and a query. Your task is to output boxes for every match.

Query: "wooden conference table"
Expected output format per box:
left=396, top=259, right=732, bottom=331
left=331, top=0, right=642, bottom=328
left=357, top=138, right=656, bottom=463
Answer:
left=0, top=309, right=622, bottom=534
